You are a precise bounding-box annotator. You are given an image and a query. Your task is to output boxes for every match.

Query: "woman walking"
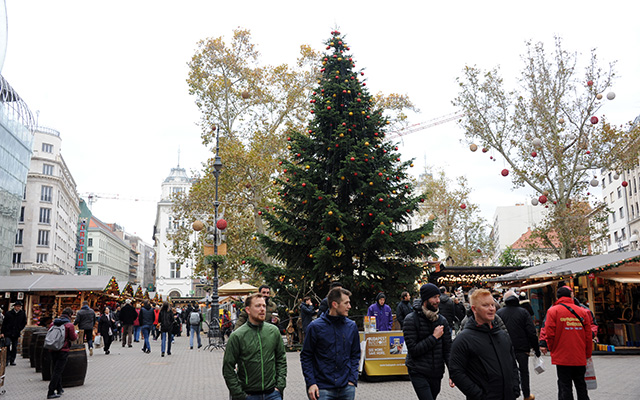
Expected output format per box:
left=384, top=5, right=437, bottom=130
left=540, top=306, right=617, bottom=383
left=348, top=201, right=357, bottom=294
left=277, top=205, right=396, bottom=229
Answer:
left=159, top=301, right=175, bottom=357
left=97, top=306, right=115, bottom=355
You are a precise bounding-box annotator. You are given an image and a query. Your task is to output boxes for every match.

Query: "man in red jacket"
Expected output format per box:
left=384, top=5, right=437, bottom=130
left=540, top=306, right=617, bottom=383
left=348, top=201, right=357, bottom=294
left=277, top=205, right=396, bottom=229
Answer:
left=544, top=286, right=592, bottom=400
left=48, top=307, right=78, bottom=399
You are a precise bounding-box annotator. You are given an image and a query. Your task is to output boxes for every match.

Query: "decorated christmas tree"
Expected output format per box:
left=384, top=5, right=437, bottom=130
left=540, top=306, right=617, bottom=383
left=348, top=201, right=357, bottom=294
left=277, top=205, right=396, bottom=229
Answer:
left=257, top=30, right=438, bottom=310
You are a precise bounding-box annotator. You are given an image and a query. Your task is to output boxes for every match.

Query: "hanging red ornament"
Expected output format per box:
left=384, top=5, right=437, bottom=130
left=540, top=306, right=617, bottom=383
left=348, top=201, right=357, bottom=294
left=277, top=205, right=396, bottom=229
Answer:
left=482, top=148, right=488, bottom=153
left=587, top=80, right=593, bottom=86
left=501, top=169, right=509, bottom=176
left=350, top=157, right=355, bottom=161
left=380, top=230, right=385, bottom=235
left=477, top=249, right=482, bottom=253
left=590, top=116, right=598, bottom=124
left=622, top=181, right=629, bottom=187
left=302, top=183, right=306, bottom=187
left=379, top=198, right=384, bottom=202
left=258, top=211, right=263, bottom=216
left=538, top=195, right=548, bottom=204
left=460, top=203, right=467, bottom=209
left=216, top=218, right=227, bottom=230
left=531, top=151, right=537, bottom=157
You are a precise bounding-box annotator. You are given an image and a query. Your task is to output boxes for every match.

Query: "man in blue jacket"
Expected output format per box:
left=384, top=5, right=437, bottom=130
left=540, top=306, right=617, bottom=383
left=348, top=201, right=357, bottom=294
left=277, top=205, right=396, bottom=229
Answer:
left=367, top=292, right=393, bottom=331
left=301, top=287, right=361, bottom=400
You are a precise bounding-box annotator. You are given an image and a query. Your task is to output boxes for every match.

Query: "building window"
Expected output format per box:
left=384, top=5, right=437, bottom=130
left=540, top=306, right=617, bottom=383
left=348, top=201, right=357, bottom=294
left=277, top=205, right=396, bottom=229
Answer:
left=622, top=228, right=626, bottom=240
left=620, top=207, right=624, bottom=219
left=633, top=206, right=636, bottom=218
left=43, top=164, right=54, bottom=175
left=614, top=231, right=619, bottom=242
left=37, top=230, right=50, bottom=246
left=39, top=208, right=51, bottom=224
left=172, top=187, right=184, bottom=195
left=170, top=262, right=181, bottom=278
left=87, top=253, right=92, bottom=262
left=42, top=143, right=53, bottom=153
left=612, top=212, right=616, bottom=223
left=602, top=178, right=605, bottom=188
left=41, top=186, right=53, bottom=202
left=607, top=235, right=612, bottom=246
left=19, top=206, right=25, bottom=222
left=15, top=229, right=23, bottom=245
left=608, top=172, right=612, bottom=183
left=36, top=253, right=48, bottom=263
left=88, top=238, right=93, bottom=247
left=12, top=253, right=21, bottom=264
left=618, top=187, right=622, bottom=198
left=610, top=193, right=614, bottom=203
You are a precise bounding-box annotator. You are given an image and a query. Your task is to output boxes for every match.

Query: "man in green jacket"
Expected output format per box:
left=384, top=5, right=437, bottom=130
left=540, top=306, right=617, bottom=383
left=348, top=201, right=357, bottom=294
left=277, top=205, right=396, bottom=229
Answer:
left=223, top=293, right=287, bottom=400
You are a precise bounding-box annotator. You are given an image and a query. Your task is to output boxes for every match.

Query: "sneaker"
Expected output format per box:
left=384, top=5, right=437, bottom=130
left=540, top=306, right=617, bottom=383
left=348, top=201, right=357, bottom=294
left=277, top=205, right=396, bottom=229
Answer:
left=128, top=344, right=132, bottom=348
left=161, top=352, right=165, bottom=357
left=167, top=352, right=171, bottom=355
left=47, top=394, right=61, bottom=399
left=146, top=349, right=151, bottom=354
left=524, top=396, right=535, bottom=400
left=105, top=350, right=110, bottom=355
left=89, top=348, right=93, bottom=356
left=198, top=344, right=202, bottom=349
left=190, top=346, right=193, bottom=350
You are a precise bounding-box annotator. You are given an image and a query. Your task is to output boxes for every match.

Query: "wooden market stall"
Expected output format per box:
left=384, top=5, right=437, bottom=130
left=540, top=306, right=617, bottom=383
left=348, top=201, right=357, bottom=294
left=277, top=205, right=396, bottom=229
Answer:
left=491, top=251, right=640, bottom=350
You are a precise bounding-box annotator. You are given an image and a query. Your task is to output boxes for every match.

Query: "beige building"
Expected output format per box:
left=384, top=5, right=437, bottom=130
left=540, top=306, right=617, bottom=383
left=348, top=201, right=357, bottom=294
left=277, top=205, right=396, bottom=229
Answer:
left=12, top=127, right=80, bottom=275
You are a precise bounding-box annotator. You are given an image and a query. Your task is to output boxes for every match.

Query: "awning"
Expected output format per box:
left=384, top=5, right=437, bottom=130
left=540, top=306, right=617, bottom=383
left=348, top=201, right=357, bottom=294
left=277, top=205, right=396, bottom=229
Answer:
left=218, top=280, right=258, bottom=296
left=0, top=275, right=116, bottom=292
left=517, top=280, right=559, bottom=290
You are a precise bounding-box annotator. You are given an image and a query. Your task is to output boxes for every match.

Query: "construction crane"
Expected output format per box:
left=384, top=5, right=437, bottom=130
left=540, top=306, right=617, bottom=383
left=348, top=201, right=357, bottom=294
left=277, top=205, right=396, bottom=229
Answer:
left=80, top=192, right=156, bottom=209
left=386, top=111, right=465, bottom=140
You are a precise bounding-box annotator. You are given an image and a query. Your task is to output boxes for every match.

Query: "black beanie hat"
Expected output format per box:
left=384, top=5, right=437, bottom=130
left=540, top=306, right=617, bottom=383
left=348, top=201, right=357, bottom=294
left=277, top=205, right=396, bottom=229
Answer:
left=557, top=286, right=573, bottom=298
left=420, top=283, right=440, bottom=304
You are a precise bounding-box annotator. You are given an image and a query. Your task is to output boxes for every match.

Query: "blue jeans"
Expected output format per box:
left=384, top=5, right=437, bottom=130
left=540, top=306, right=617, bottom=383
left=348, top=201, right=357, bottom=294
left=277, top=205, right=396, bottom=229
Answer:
left=245, top=390, right=282, bottom=400
left=161, top=331, right=173, bottom=353
left=141, top=325, right=152, bottom=351
left=83, top=329, right=94, bottom=349
left=133, top=325, right=141, bottom=341
left=318, top=385, right=356, bottom=400
left=189, top=325, right=201, bottom=347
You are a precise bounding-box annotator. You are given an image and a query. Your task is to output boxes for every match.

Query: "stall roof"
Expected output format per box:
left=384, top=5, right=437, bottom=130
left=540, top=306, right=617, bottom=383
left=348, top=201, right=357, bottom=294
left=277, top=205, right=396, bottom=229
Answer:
left=0, top=275, right=116, bottom=292
left=490, top=251, right=640, bottom=282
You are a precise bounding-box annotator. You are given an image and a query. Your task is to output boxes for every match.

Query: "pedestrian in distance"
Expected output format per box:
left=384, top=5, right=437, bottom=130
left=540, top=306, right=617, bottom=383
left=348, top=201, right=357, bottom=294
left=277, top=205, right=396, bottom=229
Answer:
left=159, top=301, right=175, bottom=357
left=223, top=293, right=287, bottom=400
left=119, top=299, right=137, bottom=347
left=438, top=286, right=457, bottom=332
left=299, top=296, right=317, bottom=343
left=74, top=301, right=96, bottom=356
left=367, top=292, right=393, bottom=331
left=317, top=281, right=343, bottom=316
left=188, top=305, right=202, bottom=349
left=112, top=305, right=121, bottom=341
left=184, top=303, right=194, bottom=337
left=449, top=288, right=520, bottom=400
left=97, top=306, right=115, bottom=355
left=221, top=309, right=233, bottom=344
left=496, top=290, right=540, bottom=400
left=133, top=303, right=142, bottom=342
left=0, top=301, right=27, bottom=366
left=138, top=300, right=155, bottom=353
left=544, top=286, right=592, bottom=400
left=234, top=285, right=279, bottom=331
left=47, top=307, right=77, bottom=399
left=153, top=304, right=161, bottom=340
left=403, top=283, right=453, bottom=400
left=396, top=291, right=413, bottom=329
left=301, top=287, right=360, bottom=400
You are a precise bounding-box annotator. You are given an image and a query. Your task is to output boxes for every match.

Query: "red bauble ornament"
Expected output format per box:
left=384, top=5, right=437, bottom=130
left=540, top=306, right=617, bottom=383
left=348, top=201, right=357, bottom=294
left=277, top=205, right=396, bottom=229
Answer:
left=350, top=157, right=355, bottom=161
left=258, top=211, right=263, bottom=216
left=380, top=230, right=385, bottom=235
left=590, top=116, right=598, bottom=124
left=587, top=80, right=593, bottom=86
left=378, top=172, right=383, bottom=176
left=477, top=249, right=482, bottom=253
left=586, top=150, right=591, bottom=154
left=622, top=181, right=629, bottom=187
left=302, top=183, right=306, bottom=187
left=538, top=195, right=548, bottom=204
left=482, top=148, right=488, bottom=153
left=379, top=198, right=384, bottom=202
left=216, top=218, right=227, bottom=230
left=326, top=237, right=331, bottom=241
left=531, top=151, right=537, bottom=157
left=327, top=106, right=332, bottom=110
left=241, top=260, right=246, bottom=264
left=501, top=169, right=509, bottom=176
left=460, top=203, right=467, bottom=209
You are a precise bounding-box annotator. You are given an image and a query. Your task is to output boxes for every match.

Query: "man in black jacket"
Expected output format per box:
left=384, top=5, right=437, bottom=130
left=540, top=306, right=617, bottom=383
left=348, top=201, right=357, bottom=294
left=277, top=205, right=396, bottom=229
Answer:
left=497, top=291, right=540, bottom=400
left=138, top=300, right=155, bottom=353
left=438, top=287, right=457, bottom=331
left=1, top=301, right=27, bottom=366
left=119, top=299, right=137, bottom=348
left=396, top=291, right=413, bottom=329
left=450, top=289, right=520, bottom=400
left=403, top=283, right=452, bottom=400
left=74, top=301, right=96, bottom=356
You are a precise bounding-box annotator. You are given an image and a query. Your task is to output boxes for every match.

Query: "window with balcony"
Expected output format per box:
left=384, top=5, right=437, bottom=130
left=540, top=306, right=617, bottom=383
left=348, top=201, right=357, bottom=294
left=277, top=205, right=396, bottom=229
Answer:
left=15, top=229, right=23, bottom=245
left=12, top=253, right=21, bottom=264
left=36, top=253, right=48, bottom=263
left=43, top=164, right=54, bottom=175
left=39, top=208, right=51, bottom=224
left=41, top=185, right=53, bottom=202
left=42, top=143, right=53, bottom=153
left=37, top=230, right=50, bottom=246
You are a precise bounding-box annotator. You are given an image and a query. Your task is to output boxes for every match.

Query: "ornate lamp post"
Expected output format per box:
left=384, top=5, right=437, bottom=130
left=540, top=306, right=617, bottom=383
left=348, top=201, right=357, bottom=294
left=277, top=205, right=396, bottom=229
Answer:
left=211, top=126, right=223, bottom=330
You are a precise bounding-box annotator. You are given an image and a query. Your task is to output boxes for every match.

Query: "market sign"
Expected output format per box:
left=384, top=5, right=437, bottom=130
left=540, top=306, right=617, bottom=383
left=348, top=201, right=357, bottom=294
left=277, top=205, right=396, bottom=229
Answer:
left=76, top=219, right=87, bottom=271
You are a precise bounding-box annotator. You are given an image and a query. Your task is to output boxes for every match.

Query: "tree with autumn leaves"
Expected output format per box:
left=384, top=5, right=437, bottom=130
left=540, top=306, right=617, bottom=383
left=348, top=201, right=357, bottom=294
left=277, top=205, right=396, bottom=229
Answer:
left=255, top=30, right=438, bottom=311
left=454, top=38, right=640, bottom=259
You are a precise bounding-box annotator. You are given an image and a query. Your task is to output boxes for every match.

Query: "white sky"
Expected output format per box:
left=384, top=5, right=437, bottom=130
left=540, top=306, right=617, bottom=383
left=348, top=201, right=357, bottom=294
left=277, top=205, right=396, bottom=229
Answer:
left=3, top=1, right=639, bottom=240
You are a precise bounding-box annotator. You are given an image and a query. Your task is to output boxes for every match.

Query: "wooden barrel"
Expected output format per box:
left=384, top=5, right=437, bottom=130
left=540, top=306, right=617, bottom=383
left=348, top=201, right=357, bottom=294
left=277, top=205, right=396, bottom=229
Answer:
left=41, top=348, right=52, bottom=381
left=30, top=332, right=46, bottom=368
left=34, top=333, right=47, bottom=372
left=61, top=345, right=87, bottom=387
left=21, top=327, right=45, bottom=358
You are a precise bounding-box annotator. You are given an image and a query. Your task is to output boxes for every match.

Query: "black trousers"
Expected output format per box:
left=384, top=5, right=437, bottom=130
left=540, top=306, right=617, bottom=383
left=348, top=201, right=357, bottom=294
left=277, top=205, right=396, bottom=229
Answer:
left=556, top=365, right=589, bottom=400
left=6, top=336, right=19, bottom=363
left=408, top=371, right=442, bottom=400
left=48, top=350, right=69, bottom=395
left=515, top=351, right=531, bottom=397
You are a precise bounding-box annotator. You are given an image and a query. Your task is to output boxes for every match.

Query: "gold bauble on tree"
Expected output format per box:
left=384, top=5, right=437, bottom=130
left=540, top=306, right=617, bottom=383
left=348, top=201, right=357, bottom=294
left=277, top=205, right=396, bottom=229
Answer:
left=241, top=91, right=250, bottom=99
left=192, top=220, right=204, bottom=231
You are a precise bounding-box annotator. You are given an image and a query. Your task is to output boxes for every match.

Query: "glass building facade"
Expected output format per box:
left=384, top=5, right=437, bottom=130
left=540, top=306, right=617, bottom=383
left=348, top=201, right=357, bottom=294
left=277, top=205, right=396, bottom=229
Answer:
left=0, top=74, right=34, bottom=275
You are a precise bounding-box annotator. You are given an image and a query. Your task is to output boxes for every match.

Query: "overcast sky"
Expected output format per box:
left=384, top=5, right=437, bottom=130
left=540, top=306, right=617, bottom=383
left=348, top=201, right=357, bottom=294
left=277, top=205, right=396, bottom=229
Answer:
left=3, top=1, right=639, bottom=241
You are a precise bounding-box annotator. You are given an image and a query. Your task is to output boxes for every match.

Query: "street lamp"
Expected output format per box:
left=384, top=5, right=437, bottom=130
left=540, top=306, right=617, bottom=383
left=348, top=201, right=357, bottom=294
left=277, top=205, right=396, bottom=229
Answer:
left=211, top=126, right=223, bottom=333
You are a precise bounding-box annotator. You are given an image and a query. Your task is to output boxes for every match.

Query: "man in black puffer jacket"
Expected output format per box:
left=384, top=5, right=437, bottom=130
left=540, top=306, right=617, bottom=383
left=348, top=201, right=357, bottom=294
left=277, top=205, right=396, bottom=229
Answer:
left=450, top=289, right=520, bottom=400
left=403, top=283, right=452, bottom=400
left=497, top=291, right=540, bottom=400
left=438, top=286, right=457, bottom=331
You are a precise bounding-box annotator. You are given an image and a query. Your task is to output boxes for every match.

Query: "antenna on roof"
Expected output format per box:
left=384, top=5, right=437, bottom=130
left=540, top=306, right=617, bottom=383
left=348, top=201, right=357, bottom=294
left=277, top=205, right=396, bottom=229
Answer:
left=177, top=147, right=181, bottom=168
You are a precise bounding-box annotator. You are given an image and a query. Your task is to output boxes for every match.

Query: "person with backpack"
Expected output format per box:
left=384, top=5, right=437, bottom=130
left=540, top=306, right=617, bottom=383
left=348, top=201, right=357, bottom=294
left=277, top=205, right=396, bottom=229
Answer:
left=97, top=306, right=115, bottom=355
left=188, top=305, right=202, bottom=349
left=46, top=307, right=77, bottom=399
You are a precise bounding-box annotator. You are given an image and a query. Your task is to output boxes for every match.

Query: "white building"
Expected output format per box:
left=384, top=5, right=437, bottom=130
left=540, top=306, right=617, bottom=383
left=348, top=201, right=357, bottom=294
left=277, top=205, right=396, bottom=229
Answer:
left=153, top=166, right=196, bottom=298
left=85, top=217, right=130, bottom=281
left=12, top=126, right=80, bottom=275
left=491, top=204, right=548, bottom=264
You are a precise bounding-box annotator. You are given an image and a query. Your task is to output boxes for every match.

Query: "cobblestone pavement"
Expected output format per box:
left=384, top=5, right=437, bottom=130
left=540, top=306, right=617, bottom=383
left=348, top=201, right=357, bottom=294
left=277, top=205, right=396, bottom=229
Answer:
left=2, top=332, right=638, bottom=399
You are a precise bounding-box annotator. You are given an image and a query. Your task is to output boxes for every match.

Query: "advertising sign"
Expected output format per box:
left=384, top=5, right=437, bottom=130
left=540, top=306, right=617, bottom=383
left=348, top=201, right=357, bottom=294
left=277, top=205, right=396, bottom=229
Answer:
left=359, top=331, right=408, bottom=376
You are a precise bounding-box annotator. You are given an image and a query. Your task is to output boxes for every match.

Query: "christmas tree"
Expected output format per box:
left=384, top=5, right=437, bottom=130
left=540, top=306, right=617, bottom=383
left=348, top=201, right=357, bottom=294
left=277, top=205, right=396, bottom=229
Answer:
left=257, top=30, right=438, bottom=310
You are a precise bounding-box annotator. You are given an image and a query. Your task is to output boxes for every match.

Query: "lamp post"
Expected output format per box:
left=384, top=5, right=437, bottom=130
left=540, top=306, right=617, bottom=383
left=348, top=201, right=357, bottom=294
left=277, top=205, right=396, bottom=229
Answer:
left=211, top=126, right=223, bottom=330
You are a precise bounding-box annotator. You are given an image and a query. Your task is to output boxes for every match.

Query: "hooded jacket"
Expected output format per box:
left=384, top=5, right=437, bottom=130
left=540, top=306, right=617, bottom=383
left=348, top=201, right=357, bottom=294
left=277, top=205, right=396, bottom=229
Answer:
left=49, top=315, right=77, bottom=352
left=449, top=315, right=520, bottom=400
left=300, top=312, right=360, bottom=390
left=439, top=294, right=457, bottom=328
left=223, top=320, right=287, bottom=399
left=367, top=293, right=393, bottom=331
left=138, top=304, right=155, bottom=326
left=159, top=307, right=175, bottom=332
left=496, top=295, right=540, bottom=355
left=74, top=305, right=96, bottom=330
left=544, top=296, right=592, bottom=366
left=402, top=302, right=451, bottom=379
